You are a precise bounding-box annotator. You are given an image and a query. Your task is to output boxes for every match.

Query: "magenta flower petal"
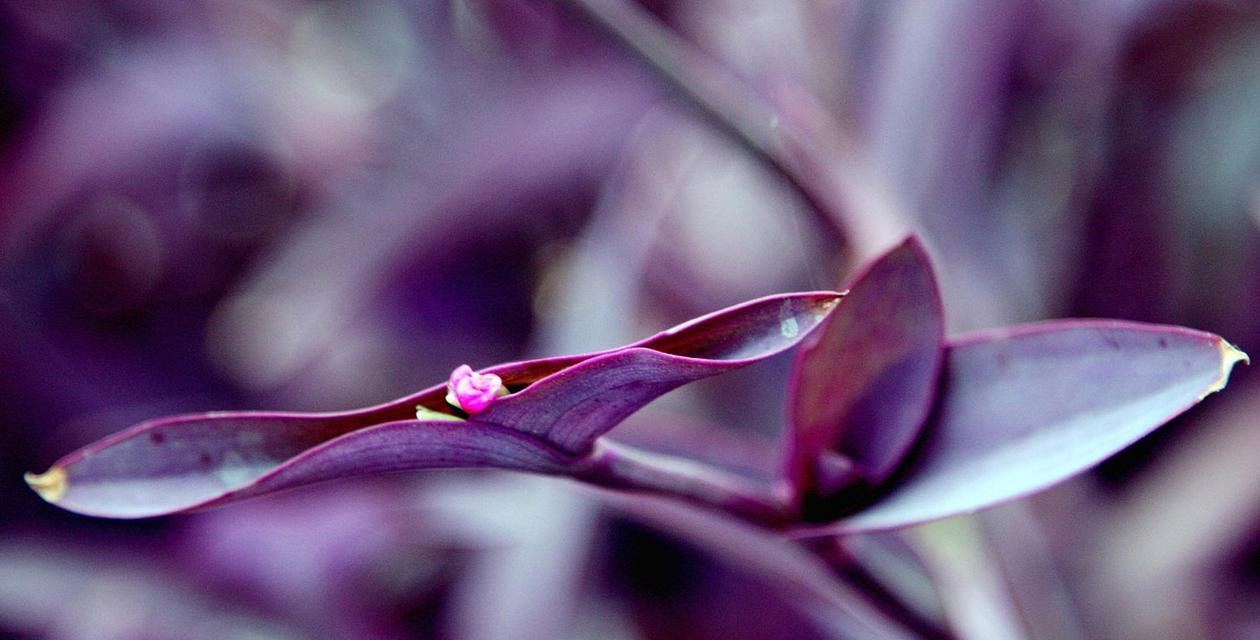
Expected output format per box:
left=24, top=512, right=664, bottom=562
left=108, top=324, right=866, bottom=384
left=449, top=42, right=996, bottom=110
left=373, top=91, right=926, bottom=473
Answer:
left=447, top=364, right=506, bottom=414
left=785, top=237, right=945, bottom=511
left=797, top=320, right=1248, bottom=536
left=26, top=291, right=840, bottom=518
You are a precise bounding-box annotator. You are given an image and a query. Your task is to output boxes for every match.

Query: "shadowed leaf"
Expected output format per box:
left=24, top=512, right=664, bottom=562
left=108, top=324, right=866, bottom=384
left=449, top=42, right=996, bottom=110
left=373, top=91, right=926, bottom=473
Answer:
left=786, top=237, right=945, bottom=508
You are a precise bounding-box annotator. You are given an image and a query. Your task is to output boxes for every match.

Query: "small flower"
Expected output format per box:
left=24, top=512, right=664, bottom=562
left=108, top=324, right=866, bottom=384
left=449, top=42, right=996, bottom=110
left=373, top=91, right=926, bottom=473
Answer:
left=445, top=364, right=508, bottom=414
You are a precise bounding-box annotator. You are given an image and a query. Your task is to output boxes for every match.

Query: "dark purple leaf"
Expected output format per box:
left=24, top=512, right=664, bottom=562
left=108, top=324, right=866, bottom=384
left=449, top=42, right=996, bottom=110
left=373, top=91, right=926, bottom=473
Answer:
left=26, top=291, right=840, bottom=518
left=801, top=320, right=1248, bottom=535
left=482, top=290, right=840, bottom=453
left=27, top=417, right=575, bottom=519
left=786, top=237, right=945, bottom=506
left=477, top=289, right=844, bottom=455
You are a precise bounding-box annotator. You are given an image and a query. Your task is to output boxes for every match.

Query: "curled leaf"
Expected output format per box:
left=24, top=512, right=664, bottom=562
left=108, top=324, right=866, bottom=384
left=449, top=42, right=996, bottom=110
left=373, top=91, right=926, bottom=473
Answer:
left=28, top=291, right=841, bottom=518
left=786, top=237, right=945, bottom=512
left=476, top=290, right=842, bottom=454
left=28, top=417, right=574, bottom=519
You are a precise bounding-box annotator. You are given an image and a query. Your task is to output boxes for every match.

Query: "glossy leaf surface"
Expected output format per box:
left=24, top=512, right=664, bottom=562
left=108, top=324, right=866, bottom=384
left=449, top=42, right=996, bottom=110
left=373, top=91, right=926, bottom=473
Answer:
left=481, top=290, right=842, bottom=454
left=807, top=320, right=1247, bottom=535
left=31, top=418, right=574, bottom=519
left=27, top=291, right=840, bottom=518
left=786, top=238, right=944, bottom=502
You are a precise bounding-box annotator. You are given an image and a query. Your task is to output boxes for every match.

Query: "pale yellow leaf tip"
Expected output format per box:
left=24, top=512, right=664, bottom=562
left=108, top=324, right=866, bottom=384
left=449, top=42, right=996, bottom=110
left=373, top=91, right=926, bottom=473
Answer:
left=820, top=291, right=847, bottom=313
left=1200, top=340, right=1249, bottom=401
left=24, top=466, right=68, bottom=503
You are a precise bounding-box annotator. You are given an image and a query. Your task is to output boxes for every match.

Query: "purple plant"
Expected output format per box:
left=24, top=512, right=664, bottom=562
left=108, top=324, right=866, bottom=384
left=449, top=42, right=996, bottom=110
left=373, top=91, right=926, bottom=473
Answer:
left=28, top=238, right=1245, bottom=541
left=8, top=1, right=1260, bottom=638
left=25, top=290, right=840, bottom=522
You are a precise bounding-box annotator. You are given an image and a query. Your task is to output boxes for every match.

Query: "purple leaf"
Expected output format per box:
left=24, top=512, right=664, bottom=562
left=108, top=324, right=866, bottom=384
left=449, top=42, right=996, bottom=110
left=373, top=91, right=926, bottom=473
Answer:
left=26, top=291, right=840, bottom=518
left=450, top=289, right=842, bottom=455
left=786, top=238, right=945, bottom=506
left=801, top=320, right=1248, bottom=535
left=28, top=417, right=575, bottom=519
left=481, top=291, right=839, bottom=454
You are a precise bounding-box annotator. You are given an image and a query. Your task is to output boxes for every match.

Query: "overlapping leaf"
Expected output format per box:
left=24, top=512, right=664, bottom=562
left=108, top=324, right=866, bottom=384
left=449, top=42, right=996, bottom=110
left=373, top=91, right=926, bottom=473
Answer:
left=26, top=291, right=841, bottom=518
left=786, top=238, right=944, bottom=512
left=804, top=320, right=1248, bottom=535
left=26, top=234, right=1249, bottom=532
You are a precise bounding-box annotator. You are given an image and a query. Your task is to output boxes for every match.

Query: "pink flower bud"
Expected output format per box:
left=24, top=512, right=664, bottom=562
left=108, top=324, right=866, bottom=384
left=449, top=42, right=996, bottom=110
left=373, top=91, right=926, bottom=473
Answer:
left=446, top=364, right=506, bottom=414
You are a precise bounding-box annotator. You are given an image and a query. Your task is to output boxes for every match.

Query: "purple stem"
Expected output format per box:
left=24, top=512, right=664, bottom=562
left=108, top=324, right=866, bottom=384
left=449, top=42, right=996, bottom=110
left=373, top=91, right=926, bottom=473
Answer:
left=549, top=4, right=956, bottom=633
left=805, top=538, right=958, bottom=640
left=574, top=440, right=958, bottom=638
left=572, top=440, right=793, bottom=528
left=556, top=0, right=850, bottom=240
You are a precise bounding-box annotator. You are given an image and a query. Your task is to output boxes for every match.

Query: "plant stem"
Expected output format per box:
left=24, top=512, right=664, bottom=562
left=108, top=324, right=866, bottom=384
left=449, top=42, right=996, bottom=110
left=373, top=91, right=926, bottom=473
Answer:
left=556, top=0, right=909, bottom=257
left=546, top=11, right=941, bottom=636
left=560, top=0, right=833, bottom=229
left=572, top=440, right=794, bottom=528
left=575, top=441, right=956, bottom=638
left=805, top=538, right=958, bottom=640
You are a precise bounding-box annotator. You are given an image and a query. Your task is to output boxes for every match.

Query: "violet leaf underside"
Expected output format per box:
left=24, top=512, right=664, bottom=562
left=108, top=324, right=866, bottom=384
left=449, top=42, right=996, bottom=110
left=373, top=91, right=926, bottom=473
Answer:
left=798, top=320, right=1248, bottom=536
left=25, top=418, right=576, bottom=519
left=479, top=290, right=841, bottom=454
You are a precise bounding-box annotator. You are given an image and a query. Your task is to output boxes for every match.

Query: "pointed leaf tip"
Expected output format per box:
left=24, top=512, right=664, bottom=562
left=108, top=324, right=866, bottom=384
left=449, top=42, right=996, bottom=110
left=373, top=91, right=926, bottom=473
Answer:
left=640, top=290, right=845, bottom=362
left=1202, top=340, right=1249, bottom=400
left=820, top=292, right=844, bottom=310
left=480, top=290, right=846, bottom=454
left=25, top=467, right=67, bottom=503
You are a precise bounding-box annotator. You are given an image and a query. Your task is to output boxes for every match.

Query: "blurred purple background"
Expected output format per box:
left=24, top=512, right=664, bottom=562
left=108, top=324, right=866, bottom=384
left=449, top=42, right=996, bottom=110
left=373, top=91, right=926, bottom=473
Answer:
left=3, top=1, right=1260, bottom=638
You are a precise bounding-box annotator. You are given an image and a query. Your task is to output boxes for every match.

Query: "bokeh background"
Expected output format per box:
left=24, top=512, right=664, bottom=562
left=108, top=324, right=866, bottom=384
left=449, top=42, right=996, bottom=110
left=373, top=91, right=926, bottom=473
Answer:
left=2, top=1, right=1260, bottom=638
